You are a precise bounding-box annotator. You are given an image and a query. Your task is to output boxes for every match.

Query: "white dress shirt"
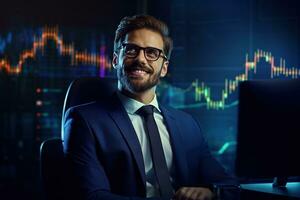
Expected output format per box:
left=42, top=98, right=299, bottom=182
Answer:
left=117, top=91, right=174, bottom=197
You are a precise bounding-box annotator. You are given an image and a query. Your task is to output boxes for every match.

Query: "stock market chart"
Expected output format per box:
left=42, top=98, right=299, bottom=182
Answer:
left=0, top=0, right=299, bottom=199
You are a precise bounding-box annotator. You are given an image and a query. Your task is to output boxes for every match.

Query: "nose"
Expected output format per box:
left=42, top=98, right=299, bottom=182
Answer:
left=135, top=49, right=147, bottom=64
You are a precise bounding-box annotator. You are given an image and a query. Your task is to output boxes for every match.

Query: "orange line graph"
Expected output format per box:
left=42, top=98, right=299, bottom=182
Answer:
left=1, top=27, right=300, bottom=110
left=0, top=26, right=112, bottom=75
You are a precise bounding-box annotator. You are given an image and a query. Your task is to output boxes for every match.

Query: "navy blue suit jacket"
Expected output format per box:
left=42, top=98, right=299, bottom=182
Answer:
left=63, top=92, right=233, bottom=200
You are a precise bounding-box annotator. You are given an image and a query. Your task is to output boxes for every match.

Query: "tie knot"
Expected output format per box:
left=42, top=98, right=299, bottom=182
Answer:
left=136, top=105, right=154, bottom=117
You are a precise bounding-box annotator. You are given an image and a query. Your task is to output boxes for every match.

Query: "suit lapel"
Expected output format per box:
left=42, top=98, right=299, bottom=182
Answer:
left=107, top=93, right=146, bottom=187
left=160, top=105, right=189, bottom=187
left=106, top=93, right=188, bottom=189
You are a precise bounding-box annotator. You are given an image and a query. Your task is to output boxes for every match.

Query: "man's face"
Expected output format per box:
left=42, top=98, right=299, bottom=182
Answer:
left=113, top=28, right=168, bottom=94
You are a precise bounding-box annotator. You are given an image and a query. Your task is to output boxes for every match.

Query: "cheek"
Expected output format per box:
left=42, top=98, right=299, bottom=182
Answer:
left=122, top=58, right=134, bottom=67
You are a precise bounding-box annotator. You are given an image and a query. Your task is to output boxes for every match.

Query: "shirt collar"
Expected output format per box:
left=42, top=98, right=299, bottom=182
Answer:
left=117, top=91, right=161, bottom=115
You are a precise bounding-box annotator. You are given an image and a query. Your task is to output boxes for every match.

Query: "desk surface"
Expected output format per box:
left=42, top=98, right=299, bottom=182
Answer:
left=241, top=182, right=300, bottom=198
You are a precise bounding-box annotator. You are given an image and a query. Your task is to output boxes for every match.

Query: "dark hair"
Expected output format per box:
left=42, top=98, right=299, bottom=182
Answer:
left=114, top=14, right=173, bottom=59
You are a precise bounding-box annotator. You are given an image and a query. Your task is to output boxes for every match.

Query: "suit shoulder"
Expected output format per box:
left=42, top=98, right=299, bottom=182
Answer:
left=161, top=104, right=195, bottom=121
left=64, top=101, right=106, bottom=119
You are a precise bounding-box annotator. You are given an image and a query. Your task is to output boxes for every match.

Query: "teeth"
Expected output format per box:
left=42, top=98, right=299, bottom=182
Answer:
left=134, top=70, right=146, bottom=74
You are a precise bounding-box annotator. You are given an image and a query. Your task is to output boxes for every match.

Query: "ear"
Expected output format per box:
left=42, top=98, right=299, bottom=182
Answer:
left=112, top=52, right=119, bottom=69
left=160, top=60, right=169, bottom=77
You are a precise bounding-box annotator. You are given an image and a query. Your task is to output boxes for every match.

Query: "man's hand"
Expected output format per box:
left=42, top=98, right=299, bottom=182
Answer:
left=173, top=187, right=214, bottom=200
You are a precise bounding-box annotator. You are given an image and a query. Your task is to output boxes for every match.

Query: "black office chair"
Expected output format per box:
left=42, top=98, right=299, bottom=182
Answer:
left=40, top=138, right=65, bottom=200
left=40, top=77, right=117, bottom=200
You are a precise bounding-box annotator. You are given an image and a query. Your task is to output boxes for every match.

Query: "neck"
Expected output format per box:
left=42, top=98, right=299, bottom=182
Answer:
left=119, top=87, right=156, bottom=104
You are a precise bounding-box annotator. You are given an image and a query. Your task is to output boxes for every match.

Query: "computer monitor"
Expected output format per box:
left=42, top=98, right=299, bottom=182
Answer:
left=235, top=80, right=300, bottom=187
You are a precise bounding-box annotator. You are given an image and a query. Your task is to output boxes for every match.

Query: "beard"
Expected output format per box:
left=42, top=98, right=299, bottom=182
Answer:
left=117, top=60, right=162, bottom=93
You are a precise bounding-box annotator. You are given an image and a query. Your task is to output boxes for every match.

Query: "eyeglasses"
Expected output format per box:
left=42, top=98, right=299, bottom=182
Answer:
left=121, top=43, right=168, bottom=61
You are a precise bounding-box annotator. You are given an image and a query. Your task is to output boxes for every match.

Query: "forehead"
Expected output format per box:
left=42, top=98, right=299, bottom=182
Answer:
left=123, top=28, right=164, bottom=49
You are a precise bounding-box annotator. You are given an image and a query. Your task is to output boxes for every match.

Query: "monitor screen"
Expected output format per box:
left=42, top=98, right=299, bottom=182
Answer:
left=235, top=80, right=300, bottom=179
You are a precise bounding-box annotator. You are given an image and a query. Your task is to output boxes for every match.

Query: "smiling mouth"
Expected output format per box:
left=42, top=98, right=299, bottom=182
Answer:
left=126, top=68, right=151, bottom=77
left=127, top=69, right=147, bottom=77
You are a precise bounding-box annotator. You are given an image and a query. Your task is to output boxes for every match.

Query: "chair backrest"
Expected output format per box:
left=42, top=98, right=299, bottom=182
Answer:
left=40, top=138, right=65, bottom=200
left=40, top=77, right=117, bottom=200
left=61, top=77, right=117, bottom=140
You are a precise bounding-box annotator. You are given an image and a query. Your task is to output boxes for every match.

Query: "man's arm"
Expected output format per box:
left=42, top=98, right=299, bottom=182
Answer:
left=191, top=116, right=237, bottom=184
left=173, top=115, right=239, bottom=200
left=63, top=107, right=162, bottom=200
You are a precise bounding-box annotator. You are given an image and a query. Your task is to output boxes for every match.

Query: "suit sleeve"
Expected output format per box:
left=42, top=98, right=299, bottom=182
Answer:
left=63, top=107, right=163, bottom=200
left=188, top=116, right=235, bottom=184
left=191, top=116, right=240, bottom=200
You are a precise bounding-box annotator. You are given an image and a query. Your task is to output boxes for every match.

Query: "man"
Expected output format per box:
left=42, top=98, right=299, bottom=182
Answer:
left=63, top=15, right=236, bottom=200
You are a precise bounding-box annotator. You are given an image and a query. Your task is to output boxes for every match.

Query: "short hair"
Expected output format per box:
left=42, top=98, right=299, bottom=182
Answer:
left=114, top=14, right=173, bottom=59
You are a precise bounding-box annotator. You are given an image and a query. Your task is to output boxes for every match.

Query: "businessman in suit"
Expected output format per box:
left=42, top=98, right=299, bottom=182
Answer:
left=63, top=15, right=236, bottom=200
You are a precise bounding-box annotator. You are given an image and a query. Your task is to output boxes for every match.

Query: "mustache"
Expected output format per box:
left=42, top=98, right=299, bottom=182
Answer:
left=124, top=62, right=153, bottom=73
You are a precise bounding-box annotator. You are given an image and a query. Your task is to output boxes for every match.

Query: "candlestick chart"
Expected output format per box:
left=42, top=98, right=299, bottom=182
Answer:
left=2, top=1, right=300, bottom=199
left=1, top=27, right=299, bottom=112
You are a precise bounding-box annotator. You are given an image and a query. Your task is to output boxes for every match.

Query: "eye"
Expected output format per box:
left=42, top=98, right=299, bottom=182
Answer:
left=124, top=44, right=138, bottom=55
left=145, top=48, right=160, bottom=59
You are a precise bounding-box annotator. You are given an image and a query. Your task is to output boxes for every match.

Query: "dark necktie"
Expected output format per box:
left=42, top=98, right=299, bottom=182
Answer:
left=136, top=105, right=173, bottom=199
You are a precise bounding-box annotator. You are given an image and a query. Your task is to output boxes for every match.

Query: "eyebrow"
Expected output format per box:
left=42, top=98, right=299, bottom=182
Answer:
left=123, top=42, right=163, bottom=50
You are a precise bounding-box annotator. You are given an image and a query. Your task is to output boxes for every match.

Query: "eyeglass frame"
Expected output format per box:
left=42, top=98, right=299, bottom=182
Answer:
left=119, top=43, right=168, bottom=61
